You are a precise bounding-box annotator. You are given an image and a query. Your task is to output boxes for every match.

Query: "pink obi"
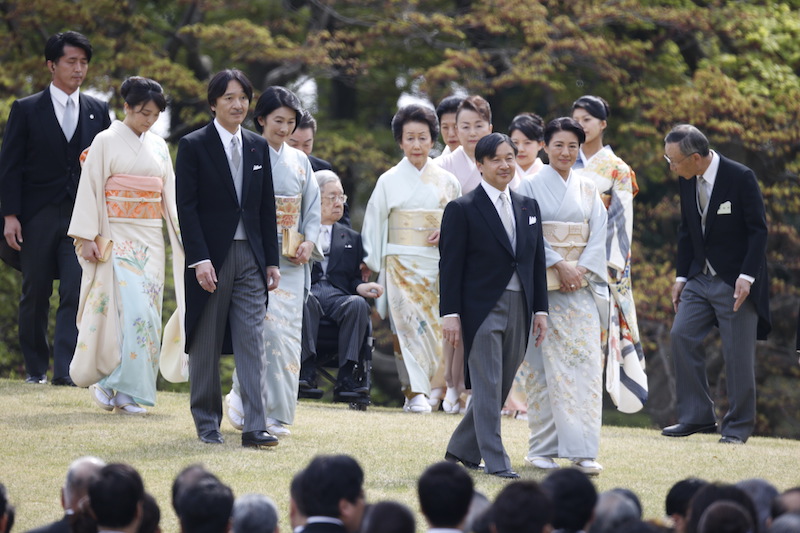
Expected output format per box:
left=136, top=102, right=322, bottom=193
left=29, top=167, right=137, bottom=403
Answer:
left=105, top=174, right=163, bottom=219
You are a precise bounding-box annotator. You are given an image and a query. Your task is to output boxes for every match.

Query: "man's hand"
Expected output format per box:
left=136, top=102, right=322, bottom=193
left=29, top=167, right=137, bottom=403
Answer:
left=3, top=215, right=22, bottom=251
left=554, top=260, right=584, bottom=292
left=360, top=263, right=371, bottom=283
left=733, top=278, right=751, bottom=312
left=79, top=238, right=101, bottom=263
left=288, top=240, right=314, bottom=265
left=196, top=262, right=218, bottom=293
left=356, top=282, right=384, bottom=299
left=671, top=281, right=686, bottom=313
left=532, top=315, right=548, bottom=348
left=442, top=316, right=461, bottom=348
left=267, top=266, right=281, bottom=291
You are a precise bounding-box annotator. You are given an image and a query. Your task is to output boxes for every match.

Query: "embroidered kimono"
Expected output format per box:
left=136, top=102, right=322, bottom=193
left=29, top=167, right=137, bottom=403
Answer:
left=67, top=121, right=185, bottom=402
left=582, top=146, right=648, bottom=413
left=231, top=143, right=320, bottom=425
left=435, top=146, right=482, bottom=194
left=517, top=165, right=609, bottom=460
left=362, top=157, right=460, bottom=396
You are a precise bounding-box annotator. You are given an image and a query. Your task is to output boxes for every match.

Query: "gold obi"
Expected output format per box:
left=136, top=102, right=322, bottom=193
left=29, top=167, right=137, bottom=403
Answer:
left=275, top=195, right=302, bottom=233
left=542, top=221, right=590, bottom=290
left=105, top=174, right=163, bottom=219
left=388, top=209, right=442, bottom=247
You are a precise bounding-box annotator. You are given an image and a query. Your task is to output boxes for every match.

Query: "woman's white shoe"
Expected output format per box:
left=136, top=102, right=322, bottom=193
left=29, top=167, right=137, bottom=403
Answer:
left=403, top=394, right=432, bottom=413
left=572, top=459, right=603, bottom=476
left=112, top=392, right=147, bottom=416
left=90, top=384, right=115, bottom=412
left=524, top=456, right=560, bottom=470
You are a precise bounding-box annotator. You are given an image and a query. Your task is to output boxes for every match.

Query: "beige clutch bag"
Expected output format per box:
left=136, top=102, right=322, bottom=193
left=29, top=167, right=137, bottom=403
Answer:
left=545, top=260, right=589, bottom=291
left=282, top=228, right=305, bottom=258
left=76, top=235, right=113, bottom=263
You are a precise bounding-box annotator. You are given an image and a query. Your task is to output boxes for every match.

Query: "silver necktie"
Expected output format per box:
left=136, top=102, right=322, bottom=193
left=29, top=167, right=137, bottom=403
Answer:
left=698, top=176, right=709, bottom=212
left=62, top=97, right=77, bottom=141
left=230, top=136, right=241, bottom=171
left=499, top=192, right=515, bottom=249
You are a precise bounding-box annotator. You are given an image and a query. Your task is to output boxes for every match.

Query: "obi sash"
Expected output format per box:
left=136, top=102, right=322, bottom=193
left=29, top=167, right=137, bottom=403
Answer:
left=543, top=221, right=590, bottom=290
left=275, top=194, right=302, bottom=233
left=106, top=174, right=163, bottom=219
left=387, top=209, right=442, bottom=247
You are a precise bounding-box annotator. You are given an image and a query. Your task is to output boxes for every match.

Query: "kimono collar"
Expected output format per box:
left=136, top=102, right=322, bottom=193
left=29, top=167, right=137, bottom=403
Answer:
left=399, top=156, right=428, bottom=176
left=269, top=142, right=285, bottom=159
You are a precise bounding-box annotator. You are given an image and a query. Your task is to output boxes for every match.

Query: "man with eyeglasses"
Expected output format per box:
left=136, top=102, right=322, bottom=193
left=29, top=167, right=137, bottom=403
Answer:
left=661, top=124, right=770, bottom=445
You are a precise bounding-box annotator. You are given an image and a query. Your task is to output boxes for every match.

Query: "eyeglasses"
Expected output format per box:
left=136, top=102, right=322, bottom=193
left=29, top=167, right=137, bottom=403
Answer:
left=663, top=152, right=696, bottom=166
left=322, top=194, right=347, bottom=204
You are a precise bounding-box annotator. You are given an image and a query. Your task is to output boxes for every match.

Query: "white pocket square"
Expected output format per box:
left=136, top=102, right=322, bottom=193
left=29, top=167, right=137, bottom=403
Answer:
left=717, top=201, right=732, bottom=215
left=344, top=244, right=353, bottom=249
left=253, top=164, right=263, bottom=171
left=529, top=216, right=537, bottom=225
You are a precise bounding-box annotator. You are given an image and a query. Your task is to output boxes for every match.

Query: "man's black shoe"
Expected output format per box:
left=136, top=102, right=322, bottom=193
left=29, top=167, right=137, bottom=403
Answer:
left=444, top=451, right=484, bottom=471
left=25, top=375, right=47, bottom=384
left=242, top=431, right=279, bottom=448
left=489, top=469, right=520, bottom=479
left=52, top=376, right=76, bottom=387
left=719, top=435, right=745, bottom=445
left=199, top=431, right=224, bottom=444
left=661, top=422, right=718, bottom=437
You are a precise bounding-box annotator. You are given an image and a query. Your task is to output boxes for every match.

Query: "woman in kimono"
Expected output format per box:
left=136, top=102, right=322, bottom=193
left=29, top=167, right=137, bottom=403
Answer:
left=362, top=104, right=461, bottom=413
left=226, top=86, right=320, bottom=436
left=433, top=95, right=492, bottom=413
left=517, top=117, right=608, bottom=475
left=69, top=77, right=183, bottom=414
left=572, top=95, right=648, bottom=414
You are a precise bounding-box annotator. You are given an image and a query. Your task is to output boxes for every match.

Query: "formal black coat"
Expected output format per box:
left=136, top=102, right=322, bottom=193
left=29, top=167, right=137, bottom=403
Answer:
left=676, top=154, right=771, bottom=339
left=439, top=185, right=548, bottom=378
left=311, top=221, right=364, bottom=294
left=175, top=123, right=279, bottom=348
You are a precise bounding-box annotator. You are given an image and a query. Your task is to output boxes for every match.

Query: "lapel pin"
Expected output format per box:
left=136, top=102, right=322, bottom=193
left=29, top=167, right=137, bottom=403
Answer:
left=89, top=114, right=94, bottom=119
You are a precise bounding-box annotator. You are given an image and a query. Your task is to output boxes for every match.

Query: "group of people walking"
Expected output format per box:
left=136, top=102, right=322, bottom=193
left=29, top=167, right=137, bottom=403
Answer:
left=1, top=30, right=770, bottom=473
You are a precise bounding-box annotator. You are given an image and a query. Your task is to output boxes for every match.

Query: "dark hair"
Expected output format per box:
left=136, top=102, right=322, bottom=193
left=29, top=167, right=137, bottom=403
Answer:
left=88, top=463, right=145, bottom=529
left=290, top=470, right=306, bottom=517
left=121, top=76, right=167, bottom=112
left=207, top=69, right=253, bottom=109
left=417, top=462, right=473, bottom=528
left=171, top=465, right=220, bottom=515
left=696, top=500, right=753, bottom=533
left=610, top=488, right=643, bottom=518
left=361, top=501, right=415, bottom=533
left=456, top=95, right=492, bottom=124
left=770, top=513, right=800, bottom=533
left=253, top=86, right=303, bottom=134
left=493, top=481, right=552, bottom=533
left=474, top=132, right=517, bottom=163
left=508, top=113, right=545, bottom=142
left=137, top=493, right=161, bottom=533
left=664, top=124, right=711, bottom=157
left=666, top=478, right=708, bottom=517
left=735, top=478, right=779, bottom=533
left=0, top=483, right=13, bottom=533
left=297, top=110, right=318, bottom=134
left=391, top=104, right=439, bottom=143
left=541, top=468, right=597, bottom=532
left=436, top=95, right=465, bottom=121
left=300, top=455, right=364, bottom=518
left=232, top=494, right=279, bottom=533
left=544, top=117, right=586, bottom=145
left=685, top=483, right=758, bottom=533
left=589, top=491, right=640, bottom=533
left=45, top=31, right=93, bottom=63
left=176, top=477, right=234, bottom=533
left=572, top=95, right=610, bottom=121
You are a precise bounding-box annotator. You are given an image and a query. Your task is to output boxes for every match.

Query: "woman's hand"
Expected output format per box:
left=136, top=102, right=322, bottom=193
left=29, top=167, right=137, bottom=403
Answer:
left=427, top=229, right=441, bottom=246
left=554, top=261, right=585, bottom=293
left=289, top=240, right=314, bottom=265
left=79, top=238, right=102, bottom=263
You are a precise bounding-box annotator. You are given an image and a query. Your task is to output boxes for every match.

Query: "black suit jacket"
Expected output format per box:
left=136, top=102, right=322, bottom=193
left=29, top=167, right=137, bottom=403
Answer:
left=677, top=153, right=770, bottom=339
left=308, top=154, right=332, bottom=172
left=175, top=123, right=279, bottom=348
left=439, top=185, right=548, bottom=370
left=300, top=521, right=347, bottom=533
left=312, top=222, right=364, bottom=295
left=0, top=86, right=111, bottom=221
left=25, top=516, right=70, bottom=533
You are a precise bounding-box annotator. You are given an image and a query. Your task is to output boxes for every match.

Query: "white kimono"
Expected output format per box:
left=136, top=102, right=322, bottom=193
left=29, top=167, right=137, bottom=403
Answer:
left=435, top=146, right=482, bottom=194
left=362, top=157, right=460, bottom=396
left=517, top=165, right=609, bottom=460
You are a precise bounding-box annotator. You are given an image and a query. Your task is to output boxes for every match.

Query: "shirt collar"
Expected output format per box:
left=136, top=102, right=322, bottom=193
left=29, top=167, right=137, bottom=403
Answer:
left=700, top=150, right=720, bottom=187
left=306, top=516, right=344, bottom=526
left=50, top=82, right=79, bottom=108
left=213, top=118, right=241, bottom=147
left=481, top=179, right=509, bottom=203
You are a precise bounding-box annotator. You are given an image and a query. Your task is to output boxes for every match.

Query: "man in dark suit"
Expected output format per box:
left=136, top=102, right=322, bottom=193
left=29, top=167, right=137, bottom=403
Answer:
left=662, top=124, right=770, bottom=445
left=0, top=31, right=111, bottom=386
left=288, top=111, right=333, bottom=172
left=298, top=455, right=366, bottom=533
left=300, top=170, right=383, bottom=400
left=176, top=69, right=280, bottom=449
left=440, top=133, right=548, bottom=478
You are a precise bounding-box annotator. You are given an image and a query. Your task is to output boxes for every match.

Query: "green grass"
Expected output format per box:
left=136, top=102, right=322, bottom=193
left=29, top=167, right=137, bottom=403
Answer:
left=1, top=379, right=798, bottom=533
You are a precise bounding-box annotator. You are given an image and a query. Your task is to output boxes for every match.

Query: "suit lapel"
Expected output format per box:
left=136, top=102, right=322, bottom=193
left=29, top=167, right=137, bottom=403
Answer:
left=510, top=190, right=528, bottom=255
left=202, top=124, right=239, bottom=204
left=327, top=222, right=346, bottom=272
left=474, top=186, right=514, bottom=256
left=240, top=132, right=256, bottom=205
left=76, top=94, right=100, bottom=147
left=703, top=159, right=732, bottom=238
left=35, top=88, right=65, bottom=151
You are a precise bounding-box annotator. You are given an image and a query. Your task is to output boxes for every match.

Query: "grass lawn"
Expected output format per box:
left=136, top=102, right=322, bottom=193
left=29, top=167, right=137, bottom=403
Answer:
left=1, top=378, right=798, bottom=532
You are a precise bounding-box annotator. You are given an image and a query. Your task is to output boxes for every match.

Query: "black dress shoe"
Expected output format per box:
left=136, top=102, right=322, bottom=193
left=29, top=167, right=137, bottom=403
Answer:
left=199, top=431, right=224, bottom=444
left=719, top=435, right=745, bottom=445
left=489, top=469, right=520, bottom=479
left=242, top=431, right=279, bottom=448
left=445, top=451, right=484, bottom=471
left=661, top=422, right=717, bottom=437
left=52, top=376, right=76, bottom=386
left=25, top=375, right=47, bottom=384
left=334, top=373, right=368, bottom=400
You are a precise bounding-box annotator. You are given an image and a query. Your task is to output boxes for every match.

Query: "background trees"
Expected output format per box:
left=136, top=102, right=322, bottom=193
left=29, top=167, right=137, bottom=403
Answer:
left=1, top=0, right=798, bottom=435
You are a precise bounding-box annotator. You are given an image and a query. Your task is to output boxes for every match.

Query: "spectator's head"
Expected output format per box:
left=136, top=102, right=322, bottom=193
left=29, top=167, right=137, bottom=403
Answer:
left=685, top=483, right=758, bottom=533
left=491, top=481, right=551, bottom=533
left=300, top=455, right=365, bottom=533
left=44, top=31, right=92, bottom=93
left=417, top=461, right=474, bottom=529
left=663, top=124, right=711, bottom=179
left=253, top=86, right=304, bottom=151
left=697, top=500, right=753, bottom=533
left=666, top=478, right=707, bottom=533
left=769, top=512, right=800, bottom=533
left=288, top=111, right=318, bottom=156
left=63, top=456, right=106, bottom=513
left=316, top=170, right=346, bottom=225
left=176, top=477, right=234, bottom=533
left=541, top=468, right=597, bottom=533
left=232, top=494, right=278, bottom=533
left=361, top=501, right=415, bottom=533
left=610, top=488, right=642, bottom=519
left=455, top=95, right=492, bottom=159
left=589, top=491, right=641, bottom=533
left=736, top=479, right=778, bottom=533
left=464, top=491, right=492, bottom=533
left=88, top=463, right=145, bottom=532
left=508, top=113, right=545, bottom=171
left=289, top=470, right=307, bottom=530
left=137, top=493, right=161, bottom=533
left=771, top=487, right=800, bottom=521
left=436, top=95, right=465, bottom=152
left=0, top=482, right=13, bottom=533
left=474, top=133, right=517, bottom=191
left=391, top=104, right=439, bottom=170
left=207, top=70, right=253, bottom=133
left=172, top=465, right=220, bottom=516
left=571, top=95, right=609, bottom=146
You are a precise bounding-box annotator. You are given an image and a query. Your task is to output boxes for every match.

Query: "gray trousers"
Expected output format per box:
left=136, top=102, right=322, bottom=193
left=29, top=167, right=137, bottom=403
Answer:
left=447, top=290, right=527, bottom=473
left=670, top=272, right=758, bottom=441
left=188, top=241, right=269, bottom=436
left=303, top=281, right=370, bottom=367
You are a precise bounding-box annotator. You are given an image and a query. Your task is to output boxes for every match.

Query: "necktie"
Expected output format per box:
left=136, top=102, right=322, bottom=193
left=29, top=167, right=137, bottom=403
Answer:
left=698, top=176, right=709, bottom=213
left=230, top=136, right=241, bottom=171
left=321, top=227, right=331, bottom=254
left=499, top=192, right=515, bottom=249
left=62, top=97, right=77, bottom=141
